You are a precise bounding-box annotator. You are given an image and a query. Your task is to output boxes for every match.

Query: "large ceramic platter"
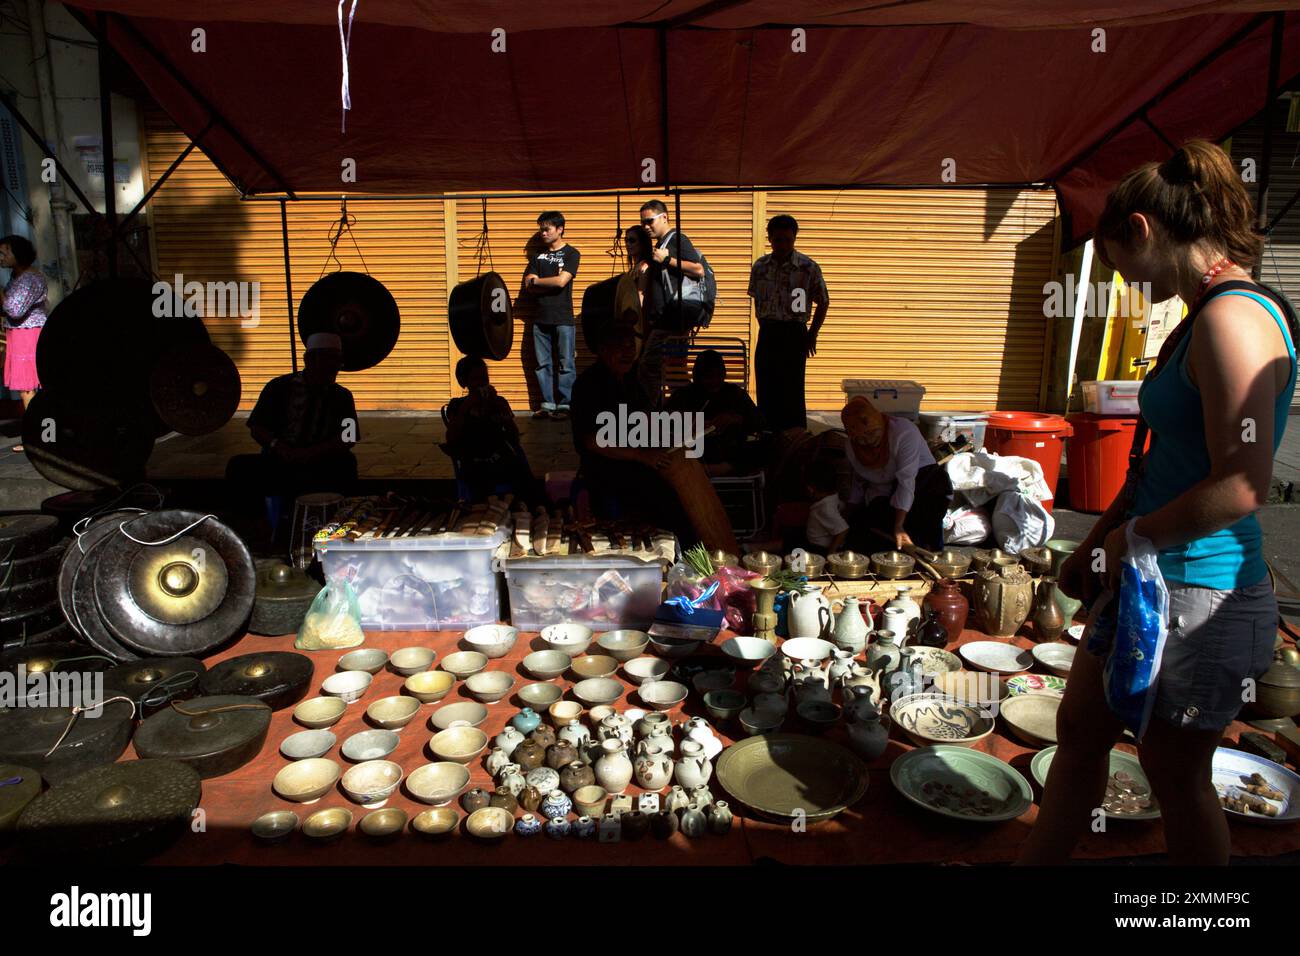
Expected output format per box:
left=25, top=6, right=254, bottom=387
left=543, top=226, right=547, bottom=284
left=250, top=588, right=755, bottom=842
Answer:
left=959, top=641, right=1033, bottom=674
left=716, top=733, right=868, bottom=823
left=890, top=746, right=1032, bottom=822
left=1031, top=642, right=1075, bottom=677
left=999, top=692, right=1060, bottom=748
left=899, top=646, right=962, bottom=677
left=1006, top=674, right=1066, bottom=696
left=1211, top=747, right=1300, bottom=825
left=1030, top=746, right=1161, bottom=822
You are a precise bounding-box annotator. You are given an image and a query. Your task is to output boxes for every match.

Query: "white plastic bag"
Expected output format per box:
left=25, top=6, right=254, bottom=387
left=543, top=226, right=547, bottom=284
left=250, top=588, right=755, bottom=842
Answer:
left=991, top=491, right=1054, bottom=553
left=943, top=506, right=991, bottom=545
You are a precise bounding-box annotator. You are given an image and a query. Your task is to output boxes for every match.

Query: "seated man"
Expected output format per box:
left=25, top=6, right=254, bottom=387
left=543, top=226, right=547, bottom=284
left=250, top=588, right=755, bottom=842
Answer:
left=442, top=356, right=539, bottom=501
left=664, top=349, right=765, bottom=477
left=226, top=333, right=359, bottom=542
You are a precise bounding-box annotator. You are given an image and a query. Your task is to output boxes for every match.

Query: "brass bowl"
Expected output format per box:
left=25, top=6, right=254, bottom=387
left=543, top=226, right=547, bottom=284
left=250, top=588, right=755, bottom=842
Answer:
left=411, top=807, right=459, bottom=838
left=250, top=809, right=299, bottom=841
left=973, top=548, right=1018, bottom=571
left=441, top=651, right=489, bottom=681
left=463, top=670, right=516, bottom=703
left=293, top=696, right=347, bottom=729
left=404, top=670, right=455, bottom=704
left=743, top=550, right=783, bottom=575
left=1245, top=661, right=1300, bottom=720
left=869, top=551, right=914, bottom=579
left=429, top=700, right=489, bottom=731
left=366, top=695, right=420, bottom=729
left=784, top=552, right=826, bottom=578
left=389, top=646, right=437, bottom=676
left=359, top=807, right=408, bottom=839
left=925, top=549, right=972, bottom=578
left=571, top=655, right=620, bottom=680
left=518, top=682, right=564, bottom=709
left=406, top=761, right=471, bottom=806
left=302, top=807, right=353, bottom=841
left=272, top=757, right=341, bottom=803
left=597, top=630, right=651, bottom=662
left=1020, top=547, right=1052, bottom=577
left=828, top=550, right=871, bottom=579
left=337, top=648, right=389, bottom=674
left=708, top=550, right=739, bottom=569
left=430, top=726, right=489, bottom=764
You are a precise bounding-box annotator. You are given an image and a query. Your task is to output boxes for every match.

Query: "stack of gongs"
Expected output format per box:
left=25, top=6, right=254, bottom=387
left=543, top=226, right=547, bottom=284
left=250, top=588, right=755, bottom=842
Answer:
left=0, top=514, right=70, bottom=648
left=56, top=509, right=256, bottom=664
left=26, top=278, right=241, bottom=491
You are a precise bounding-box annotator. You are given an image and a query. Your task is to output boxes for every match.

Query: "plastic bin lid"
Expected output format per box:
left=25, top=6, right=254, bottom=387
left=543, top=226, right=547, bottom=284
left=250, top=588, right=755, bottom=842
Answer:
left=986, top=410, right=1071, bottom=432
left=1066, top=412, right=1139, bottom=429
left=918, top=410, right=988, bottom=421
left=315, top=526, right=508, bottom=551
left=842, top=379, right=925, bottom=392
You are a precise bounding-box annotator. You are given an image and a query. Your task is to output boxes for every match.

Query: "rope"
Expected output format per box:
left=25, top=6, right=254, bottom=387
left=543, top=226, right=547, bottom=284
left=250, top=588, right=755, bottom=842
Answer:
left=44, top=696, right=136, bottom=758
left=319, top=196, right=370, bottom=277
left=605, top=193, right=626, bottom=276
left=74, top=507, right=150, bottom=554
left=470, top=197, right=493, bottom=277
left=170, top=700, right=268, bottom=717
left=137, top=671, right=202, bottom=710
left=116, top=513, right=217, bottom=547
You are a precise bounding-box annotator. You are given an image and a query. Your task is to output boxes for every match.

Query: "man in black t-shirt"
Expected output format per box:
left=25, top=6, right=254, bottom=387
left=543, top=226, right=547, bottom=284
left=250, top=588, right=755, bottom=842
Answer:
left=636, top=199, right=705, bottom=405
left=522, top=211, right=580, bottom=420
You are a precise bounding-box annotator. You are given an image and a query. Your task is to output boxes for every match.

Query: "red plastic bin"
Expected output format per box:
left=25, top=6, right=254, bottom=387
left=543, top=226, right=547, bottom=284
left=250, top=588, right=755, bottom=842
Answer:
left=1065, top=413, right=1148, bottom=514
left=983, top=411, right=1073, bottom=513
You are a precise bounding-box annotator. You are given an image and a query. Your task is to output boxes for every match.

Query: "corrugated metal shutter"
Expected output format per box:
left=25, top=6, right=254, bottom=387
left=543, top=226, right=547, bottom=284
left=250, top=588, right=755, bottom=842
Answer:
left=143, top=109, right=450, bottom=411
left=1232, top=104, right=1300, bottom=410
left=763, top=190, right=1058, bottom=411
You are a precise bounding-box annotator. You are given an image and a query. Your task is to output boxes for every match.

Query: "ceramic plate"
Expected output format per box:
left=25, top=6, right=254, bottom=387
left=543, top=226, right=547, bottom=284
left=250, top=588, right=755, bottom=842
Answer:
left=716, top=733, right=868, bottom=822
left=999, top=692, right=1060, bottom=748
left=1006, top=674, right=1066, bottom=696
left=1211, top=747, right=1300, bottom=824
left=1031, top=642, right=1076, bottom=677
left=959, top=641, right=1033, bottom=674
left=1030, top=746, right=1161, bottom=821
left=890, top=746, right=1032, bottom=822
left=899, top=646, right=962, bottom=677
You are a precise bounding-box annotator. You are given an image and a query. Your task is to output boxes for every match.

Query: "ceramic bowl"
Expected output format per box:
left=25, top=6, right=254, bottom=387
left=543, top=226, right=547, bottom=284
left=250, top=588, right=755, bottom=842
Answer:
left=623, top=656, right=671, bottom=685
left=899, top=646, right=962, bottom=677
left=411, top=807, right=460, bottom=838
left=429, top=701, right=489, bottom=731
left=464, top=670, right=516, bottom=703
left=293, top=696, right=347, bottom=729
left=720, top=636, right=778, bottom=668
left=462, top=623, right=519, bottom=659
left=932, top=669, right=1008, bottom=706
left=890, top=692, right=996, bottom=748
left=341, top=759, right=405, bottom=806
left=540, top=623, right=594, bottom=658
left=796, top=700, right=840, bottom=733
left=573, top=785, right=608, bottom=818
left=692, top=670, right=736, bottom=696
left=250, top=809, right=299, bottom=842
left=647, top=634, right=698, bottom=659
left=302, top=807, right=353, bottom=840
left=999, top=692, right=1061, bottom=748
left=441, top=651, right=489, bottom=681
left=466, top=806, right=514, bottom=841
left=780, top=637, right=836, bottom=664
left=571, top=654, right=620, bottom=680
left=518, top=681, right=563, bottom=709
left=704, top=689, right=746, bottom=722
left=752, top=691, right=789, bottom=715
left=639, top=680, right=689, bottom=712
left=272, top=757, right=341, bottom=803
left=359, top=807, right=408, bottom=839
left=321, top=670, right=373, bottom=703
left=588, top=705, right=616, bottom=724
left=523, top=649, right=571, bottom=680
left=389, top=646, right=437, bottom=676
left=280, top=729, right=336, bottom=760
left=1031, top=642, right=1076, bottom=678
left=406, top=761, right=471, bottom=806
left=598, top=630, right=651, bottom=662
left=739, top=707, right=784, bottom=736
left=366, top=695, right=420, bottom=730
left=430, top=725, right=489, bottom=764
left=337, top=648, right=389, bottom=674
left=548, top=700, right=584, bottom=727
left=341, top=729, right=400, bottom=762
left=405, top=670, right=455, bottom=704
left=959, top=641, right=1033, bottom=675
left=573, top=677, right=625, bottom=707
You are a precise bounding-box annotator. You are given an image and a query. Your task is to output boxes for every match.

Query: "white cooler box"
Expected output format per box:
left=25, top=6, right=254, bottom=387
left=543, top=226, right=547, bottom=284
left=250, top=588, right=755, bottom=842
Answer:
left=1081, top=380, right=1141, bottom=415
left=314, top=528, right=507, bottom=631
left=500, top=553, right=666, bottom=632
left=842, top=379, right=925, bottom=421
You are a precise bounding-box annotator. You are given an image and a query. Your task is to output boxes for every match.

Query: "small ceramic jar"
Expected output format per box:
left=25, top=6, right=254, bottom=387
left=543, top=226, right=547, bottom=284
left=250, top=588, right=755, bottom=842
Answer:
left=461, top=787, right=490, bottom=813
left=664, top=785, right=690, bottom=814
left=679, top=803, right=708, bottom=838
left=573, top=815, right=597, bottom=839
left=484, top=747, right=511, bottom=778
left=496, top=764, right=526, bottom=797
left=598, top=814, right=622, bottom=842
left=621, top=810, right=650, bottom=841
left=651, top=809, right=678, bottom=840
left=489, top=790, right=518, bottom=815
left=512, top=739, right=545, bottom=771
left=597, top=713, right=633, bottom=747
left=541, top=789, right=573, bottom=820
left=635, top=712, right=672, bottom=740
left=515, top=813, right=542, bottom=837
left=546, top=740, right=580, bottom=771
left=511, top=707, right=542, bottom=736
left=493, top=726, right=525, bottom=758
left=557, top=719, right=590, bottom=750
left=707, top=801, right=733, bottom=835
left=674, top=740, right=713, bottom=791
left=560, top=760, right=595, bottom=795
left=519, top=784, right=544, bottom=813
left=634, top=751, right=674, bottom=791
left=525, top=766, right=560, bottom=795
left=545, top=815, right=571, bottom=840
left=528, top=724, right=557, bottom=750
left=594, top=738, right=634, bottom=795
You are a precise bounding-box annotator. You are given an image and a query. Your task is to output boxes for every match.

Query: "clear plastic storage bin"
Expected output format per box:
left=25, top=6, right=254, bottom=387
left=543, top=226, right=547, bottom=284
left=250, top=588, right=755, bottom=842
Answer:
left=918, top=411, right=989, bottom=450
left=1081, top=380, right=1142, bottom=415
left=841, top=379, right=926, bottom=420
left=500, top=553, right=666, bottom=632
left=314, top=528, right=507, bottom=631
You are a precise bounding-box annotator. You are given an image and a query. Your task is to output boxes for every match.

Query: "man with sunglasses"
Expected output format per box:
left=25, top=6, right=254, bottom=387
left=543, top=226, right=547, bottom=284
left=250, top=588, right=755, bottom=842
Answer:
left=637, top=200, right=706, bottom=404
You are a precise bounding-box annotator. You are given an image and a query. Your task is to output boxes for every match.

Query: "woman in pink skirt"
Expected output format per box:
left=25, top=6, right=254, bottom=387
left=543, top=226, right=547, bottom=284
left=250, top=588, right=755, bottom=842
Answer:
left=1, top=234, right=48, bottom=452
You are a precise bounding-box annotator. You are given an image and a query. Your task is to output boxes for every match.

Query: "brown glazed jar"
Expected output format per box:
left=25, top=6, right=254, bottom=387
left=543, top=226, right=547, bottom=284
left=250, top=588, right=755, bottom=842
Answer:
left=559, top=760, right=595, bottom=794
left=923, top=578, right=969, bottom=645
left=489, top=790, right=518, bottom=814
left=650, top=809, right=678, bottom=840
left=546, top=740, right=580, bottom=771
left=512, top=739, right=546, bottom=771
left=621, top=810, right=651, bottom=841
left=461, top=787, right=490, bottom=813
left=519, top=785, right=544, bottom=813
left=528, top=725, right=557, bottom=750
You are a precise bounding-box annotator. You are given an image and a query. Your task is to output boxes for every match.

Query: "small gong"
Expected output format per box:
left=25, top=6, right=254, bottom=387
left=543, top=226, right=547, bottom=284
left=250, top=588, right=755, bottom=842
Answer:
left=250, top=562, right=321, bottom=636
left=198, top=651, right=314, bottom=711
left=0, top=700, right=135, bottom=785
left=103, top=656, right=206, bottom=716
left=133, top=694, right=271, bottom=778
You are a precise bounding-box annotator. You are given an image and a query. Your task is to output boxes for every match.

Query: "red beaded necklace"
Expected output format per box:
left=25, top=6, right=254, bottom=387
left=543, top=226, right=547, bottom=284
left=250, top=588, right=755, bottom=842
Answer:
left=1193, top=256, right=1235, bottom=305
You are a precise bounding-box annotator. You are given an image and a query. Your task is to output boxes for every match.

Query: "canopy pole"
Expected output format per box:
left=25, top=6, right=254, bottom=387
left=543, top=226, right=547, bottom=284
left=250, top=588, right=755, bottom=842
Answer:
left=115, top=118, right=213, bottom=238
left=1252, top=12, right=1284, bottom=282
left=281, top=199, right=297, bottom=373
left=96, top=12, right=118, bottom=279
left=658, top=25, right=670, bottom=194
left=1065, top=239, right=1095, bottom=409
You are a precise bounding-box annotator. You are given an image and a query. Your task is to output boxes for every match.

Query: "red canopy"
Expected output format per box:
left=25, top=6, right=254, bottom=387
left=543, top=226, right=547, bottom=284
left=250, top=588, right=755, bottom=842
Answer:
left=71, top=2, right=1300, bottom=244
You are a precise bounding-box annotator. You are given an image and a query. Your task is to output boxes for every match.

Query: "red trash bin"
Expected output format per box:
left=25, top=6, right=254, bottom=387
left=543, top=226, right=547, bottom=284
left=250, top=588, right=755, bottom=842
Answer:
left=1065, top=413, right=1148, bottom=514
left=983, top=411, right=1073, bottom=513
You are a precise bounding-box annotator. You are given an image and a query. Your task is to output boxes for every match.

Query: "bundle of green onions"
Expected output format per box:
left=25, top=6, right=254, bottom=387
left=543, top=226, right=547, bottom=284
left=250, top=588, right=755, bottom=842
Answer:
left=683, top=543, right=717, bottom=579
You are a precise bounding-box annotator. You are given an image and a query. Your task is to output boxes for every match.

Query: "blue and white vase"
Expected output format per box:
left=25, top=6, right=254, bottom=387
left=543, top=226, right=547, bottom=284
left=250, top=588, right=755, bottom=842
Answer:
left=573, top=815, right=596, bottom=839
left=545, top=816, right=571, bottom=840
left=514, top=813, right=542, bottom=837
left=540, top=789, right=572, bottom=820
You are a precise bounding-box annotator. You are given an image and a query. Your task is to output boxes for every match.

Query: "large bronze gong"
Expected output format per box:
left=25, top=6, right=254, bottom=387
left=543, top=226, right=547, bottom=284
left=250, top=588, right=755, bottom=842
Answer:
left=92, top=511, right=255, bottom=658
left=58, top=511, right=144, bottom=663
left=297, top=271, right=400, bottom=371
left=21, top=391, right=155, bottom=491
left=197, top=651, right=314, bottom=711
left=149, top=341, right=242, bottom=436
left=133, top=695, right=271, bottom=778
left=449, top=272, right=514, bottom=361
left=0, top=699, right=135, bottom=785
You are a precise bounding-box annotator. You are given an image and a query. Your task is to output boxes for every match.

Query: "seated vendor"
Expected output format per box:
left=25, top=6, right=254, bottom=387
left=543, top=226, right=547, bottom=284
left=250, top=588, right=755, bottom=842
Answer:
left=841, top=396, right=952, bottom=553
left=443, top=356, right=539, bottom=502
left=664, top=349, right=766, bottom=477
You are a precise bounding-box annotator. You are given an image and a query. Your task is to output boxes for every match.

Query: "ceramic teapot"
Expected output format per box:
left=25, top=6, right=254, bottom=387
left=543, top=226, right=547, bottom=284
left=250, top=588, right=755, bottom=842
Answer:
left=831, top=596, right=871, bottom=652
left=865, top=629, right=903, bottom=675
left=674, top=739, right=713, bottom=790
left=680, top=717, right=722, bottom=760
left=846, top=711, right=891, bottom=762
left=634, top=751, right=674, bottom=791
left=787, top=587, right=833, bottom=641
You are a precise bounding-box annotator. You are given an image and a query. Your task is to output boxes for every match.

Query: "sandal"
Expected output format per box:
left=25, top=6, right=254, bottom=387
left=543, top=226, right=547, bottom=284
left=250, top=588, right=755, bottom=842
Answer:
left=11, top=444, right=23, bottom=453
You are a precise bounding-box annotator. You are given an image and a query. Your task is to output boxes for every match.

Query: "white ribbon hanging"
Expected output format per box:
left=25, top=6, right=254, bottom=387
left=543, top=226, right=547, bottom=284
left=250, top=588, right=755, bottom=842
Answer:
left=338, top=0, right=359, bottom=133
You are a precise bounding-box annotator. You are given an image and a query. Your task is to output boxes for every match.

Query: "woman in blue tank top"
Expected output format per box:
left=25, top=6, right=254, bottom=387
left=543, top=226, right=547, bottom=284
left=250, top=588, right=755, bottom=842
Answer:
left=1020, top=141, right=1297, bottom=866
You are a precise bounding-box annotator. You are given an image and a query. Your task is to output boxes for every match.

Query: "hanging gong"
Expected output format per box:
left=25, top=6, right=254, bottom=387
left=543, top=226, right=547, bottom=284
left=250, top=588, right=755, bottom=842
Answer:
left=60, top=511, right=144, bottom=662
left=103, top=656, right=206, bottom=715
left=449, top=271, right=513, bottom=361
left=92, top=510, right=255, bottom=658
left=250, top=562, right=321, bottom=636
left=297, top=271, right=400, bottom=371
left=0, top=538, right=66, bottom=587
left=197, top=651, right=314, bottom=711
left=579, top=276, right=621, bottom=353
left=0, top=764, right=43, bottom=832
left=35, top=278, right=158, bottom=396
left=22, top=391, right=155, bottom=492
left=133, top=694, right=270, bottom=778
left=16, top=758, right=201, bottom=857
left=0, top=699, right=135, bottom=785
left=0, top=514, right=61, bottom=561
left=149, top=341, right=242, bottom=436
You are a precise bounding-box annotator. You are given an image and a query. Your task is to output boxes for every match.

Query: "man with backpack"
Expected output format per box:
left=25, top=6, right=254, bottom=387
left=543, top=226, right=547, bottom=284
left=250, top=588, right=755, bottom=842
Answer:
left=636, top=199, right=716, bottom=404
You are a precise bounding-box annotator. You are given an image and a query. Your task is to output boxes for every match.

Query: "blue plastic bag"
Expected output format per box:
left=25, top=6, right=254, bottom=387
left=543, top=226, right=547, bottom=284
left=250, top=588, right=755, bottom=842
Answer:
left=1084, top=520, right=1170, bottom=740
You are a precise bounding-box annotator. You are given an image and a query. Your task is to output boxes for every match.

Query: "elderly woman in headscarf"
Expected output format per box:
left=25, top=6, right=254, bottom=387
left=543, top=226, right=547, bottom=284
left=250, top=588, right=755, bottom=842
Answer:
left=841, top=396, right=953, bottom=553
